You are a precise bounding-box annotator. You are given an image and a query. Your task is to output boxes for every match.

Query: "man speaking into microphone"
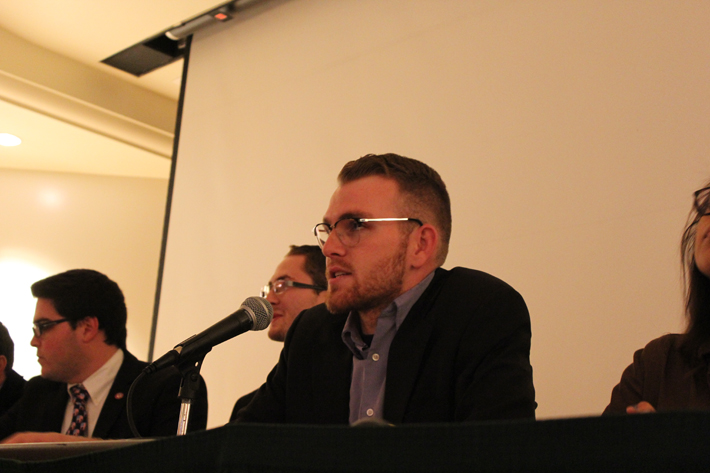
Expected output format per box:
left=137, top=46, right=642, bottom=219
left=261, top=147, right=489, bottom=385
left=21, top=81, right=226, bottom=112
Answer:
left=233, top=153, right=536, bottom=425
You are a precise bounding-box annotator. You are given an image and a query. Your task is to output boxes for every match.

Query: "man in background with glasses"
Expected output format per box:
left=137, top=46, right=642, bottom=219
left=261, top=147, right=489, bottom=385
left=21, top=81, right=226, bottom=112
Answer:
left=262, top=245, right=327, bottom=343
left=0, top=269, right=208, bottom=443
left=229, top=245, right=326, bottom=421
left=234, top=153, right=535, bottom=424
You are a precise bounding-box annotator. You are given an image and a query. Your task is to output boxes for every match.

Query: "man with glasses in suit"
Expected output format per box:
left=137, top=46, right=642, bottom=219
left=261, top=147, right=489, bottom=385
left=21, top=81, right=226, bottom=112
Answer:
left=230, top=245, right=326, bottom=420
left=234, top=153, right=536, bottom=425
left=0, top=269, right=208, bottom=443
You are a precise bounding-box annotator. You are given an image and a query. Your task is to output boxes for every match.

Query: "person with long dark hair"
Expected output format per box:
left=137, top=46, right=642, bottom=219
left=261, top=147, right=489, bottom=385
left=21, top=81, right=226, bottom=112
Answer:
left=604, top=183, right=710, bottom=414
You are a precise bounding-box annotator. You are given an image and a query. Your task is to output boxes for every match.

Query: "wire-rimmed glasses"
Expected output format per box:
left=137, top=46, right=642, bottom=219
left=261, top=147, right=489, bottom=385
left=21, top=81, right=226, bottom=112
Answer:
left=312, top=217, right=423, bottom=249
left=260, top=279, right=326, bottom=298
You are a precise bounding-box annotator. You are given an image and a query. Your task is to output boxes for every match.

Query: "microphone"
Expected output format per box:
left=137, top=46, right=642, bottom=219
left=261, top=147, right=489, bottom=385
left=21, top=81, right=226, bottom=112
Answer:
left=144, top=296, right=273, bottom=374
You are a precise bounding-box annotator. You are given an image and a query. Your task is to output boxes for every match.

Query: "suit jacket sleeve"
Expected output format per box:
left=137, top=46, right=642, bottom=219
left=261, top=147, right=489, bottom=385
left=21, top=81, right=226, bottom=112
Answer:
left=601, top=334, right=702, bottom=415
left=0, top=370, right=26, bottom=418
left=603, top=345, right=648, bottom=415
left=385, top=267, right=535, bottom=423
left=0, top=376, right=67, bottom=440
left=229, top=390, right=256, bottom=422
left=135, top=366, right=208, bottom=437
left=231, top=306, right=351, bottom=424
left=231, top=317, right=297, bottom=424
left=98, top=353, right=208, bottom=438
left=453, top=276, right=536, bottom=421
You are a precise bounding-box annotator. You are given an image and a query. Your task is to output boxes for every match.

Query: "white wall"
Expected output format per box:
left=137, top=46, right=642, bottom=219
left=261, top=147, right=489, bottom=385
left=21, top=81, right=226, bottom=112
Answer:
left=155, top=0, right=710, bottom=426
left=0, top=168, right=168, bottom=377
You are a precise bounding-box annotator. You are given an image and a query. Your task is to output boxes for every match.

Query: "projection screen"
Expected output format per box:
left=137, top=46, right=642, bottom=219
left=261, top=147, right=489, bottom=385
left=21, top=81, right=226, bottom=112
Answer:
left=154, top=0, right=710, bottom=426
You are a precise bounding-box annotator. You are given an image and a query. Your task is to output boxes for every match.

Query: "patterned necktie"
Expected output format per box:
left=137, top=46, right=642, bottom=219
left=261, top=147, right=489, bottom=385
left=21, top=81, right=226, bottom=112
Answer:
left=66, top=384, right=90, bottom=436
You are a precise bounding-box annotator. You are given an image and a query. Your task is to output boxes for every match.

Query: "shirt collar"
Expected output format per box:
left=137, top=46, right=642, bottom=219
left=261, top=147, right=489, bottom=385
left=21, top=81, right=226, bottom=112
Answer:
left=391, top=270, right=436, bottom=330
left=67, top=348, right=124, bottom=404
left=342, top=270, right=436, bottom=352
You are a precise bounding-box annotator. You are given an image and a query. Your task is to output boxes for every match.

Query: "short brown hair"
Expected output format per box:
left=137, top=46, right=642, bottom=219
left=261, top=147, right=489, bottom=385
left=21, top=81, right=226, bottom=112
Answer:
left=286, top=245, right=326, bottom=291
left=338, top=153, right=451, bottom=264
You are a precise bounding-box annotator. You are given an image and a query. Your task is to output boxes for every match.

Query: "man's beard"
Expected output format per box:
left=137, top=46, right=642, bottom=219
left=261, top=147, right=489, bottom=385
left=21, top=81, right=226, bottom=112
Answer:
left=325, top=237, right=407, bottom=314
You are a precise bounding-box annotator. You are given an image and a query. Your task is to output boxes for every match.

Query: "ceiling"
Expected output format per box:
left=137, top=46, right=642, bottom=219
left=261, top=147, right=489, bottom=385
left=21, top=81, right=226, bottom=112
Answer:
left=0, top=1, right=230, bottom=179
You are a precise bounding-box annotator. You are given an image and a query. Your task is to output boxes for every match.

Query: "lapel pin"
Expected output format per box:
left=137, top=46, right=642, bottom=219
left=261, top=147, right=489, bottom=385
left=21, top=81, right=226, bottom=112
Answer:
left=115, top=392, right=124, bottom=400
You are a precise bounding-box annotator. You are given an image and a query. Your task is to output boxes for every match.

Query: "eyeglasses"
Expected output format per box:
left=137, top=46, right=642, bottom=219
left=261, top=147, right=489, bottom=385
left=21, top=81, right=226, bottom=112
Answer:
left=313, top=217, right=423, bottom=249
left=260, top=279, right=326, bottom=298
left=32, top=318, right=69, bottom=337
left=694, top=186, right=710, bottom=216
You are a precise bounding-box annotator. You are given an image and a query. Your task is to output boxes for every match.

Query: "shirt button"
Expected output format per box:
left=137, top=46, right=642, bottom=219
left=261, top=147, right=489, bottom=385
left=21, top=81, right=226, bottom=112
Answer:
left=366, top=409, right=374, bottom=416
left=372, top=353, right=380, bottom=361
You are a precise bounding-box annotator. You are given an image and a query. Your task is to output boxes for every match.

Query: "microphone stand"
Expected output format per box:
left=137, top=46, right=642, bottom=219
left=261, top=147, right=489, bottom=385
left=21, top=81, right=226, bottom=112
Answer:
left=175, top=351, right=208, bottom=436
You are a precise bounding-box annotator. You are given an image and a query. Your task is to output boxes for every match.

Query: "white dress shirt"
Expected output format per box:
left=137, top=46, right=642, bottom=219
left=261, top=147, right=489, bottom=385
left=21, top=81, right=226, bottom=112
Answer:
left=61, top=348, right=124, bottom=437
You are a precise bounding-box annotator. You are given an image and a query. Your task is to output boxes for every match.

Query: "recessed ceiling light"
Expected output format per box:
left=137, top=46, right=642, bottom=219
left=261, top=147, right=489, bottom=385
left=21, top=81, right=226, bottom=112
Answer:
left=0, top=133, right=22, bottom=147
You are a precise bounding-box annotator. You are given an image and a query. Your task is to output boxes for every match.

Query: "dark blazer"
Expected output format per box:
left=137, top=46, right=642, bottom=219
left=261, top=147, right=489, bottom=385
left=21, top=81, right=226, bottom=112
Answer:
left=0, top=350, right=208, bottom=440
left=235, top=267, right=536, bottom=424
left=230, top=389, right=256, bottom=422
left=603, top=333, right=710, bottom=414
left=0, top=370, right=26, bottom=417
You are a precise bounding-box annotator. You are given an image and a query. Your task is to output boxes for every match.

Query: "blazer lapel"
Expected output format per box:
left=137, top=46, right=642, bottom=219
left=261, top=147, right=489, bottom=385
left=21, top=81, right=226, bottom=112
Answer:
left=310, top=312, right=352, bottom=423
left=383, top=268, right=448, bottom=423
